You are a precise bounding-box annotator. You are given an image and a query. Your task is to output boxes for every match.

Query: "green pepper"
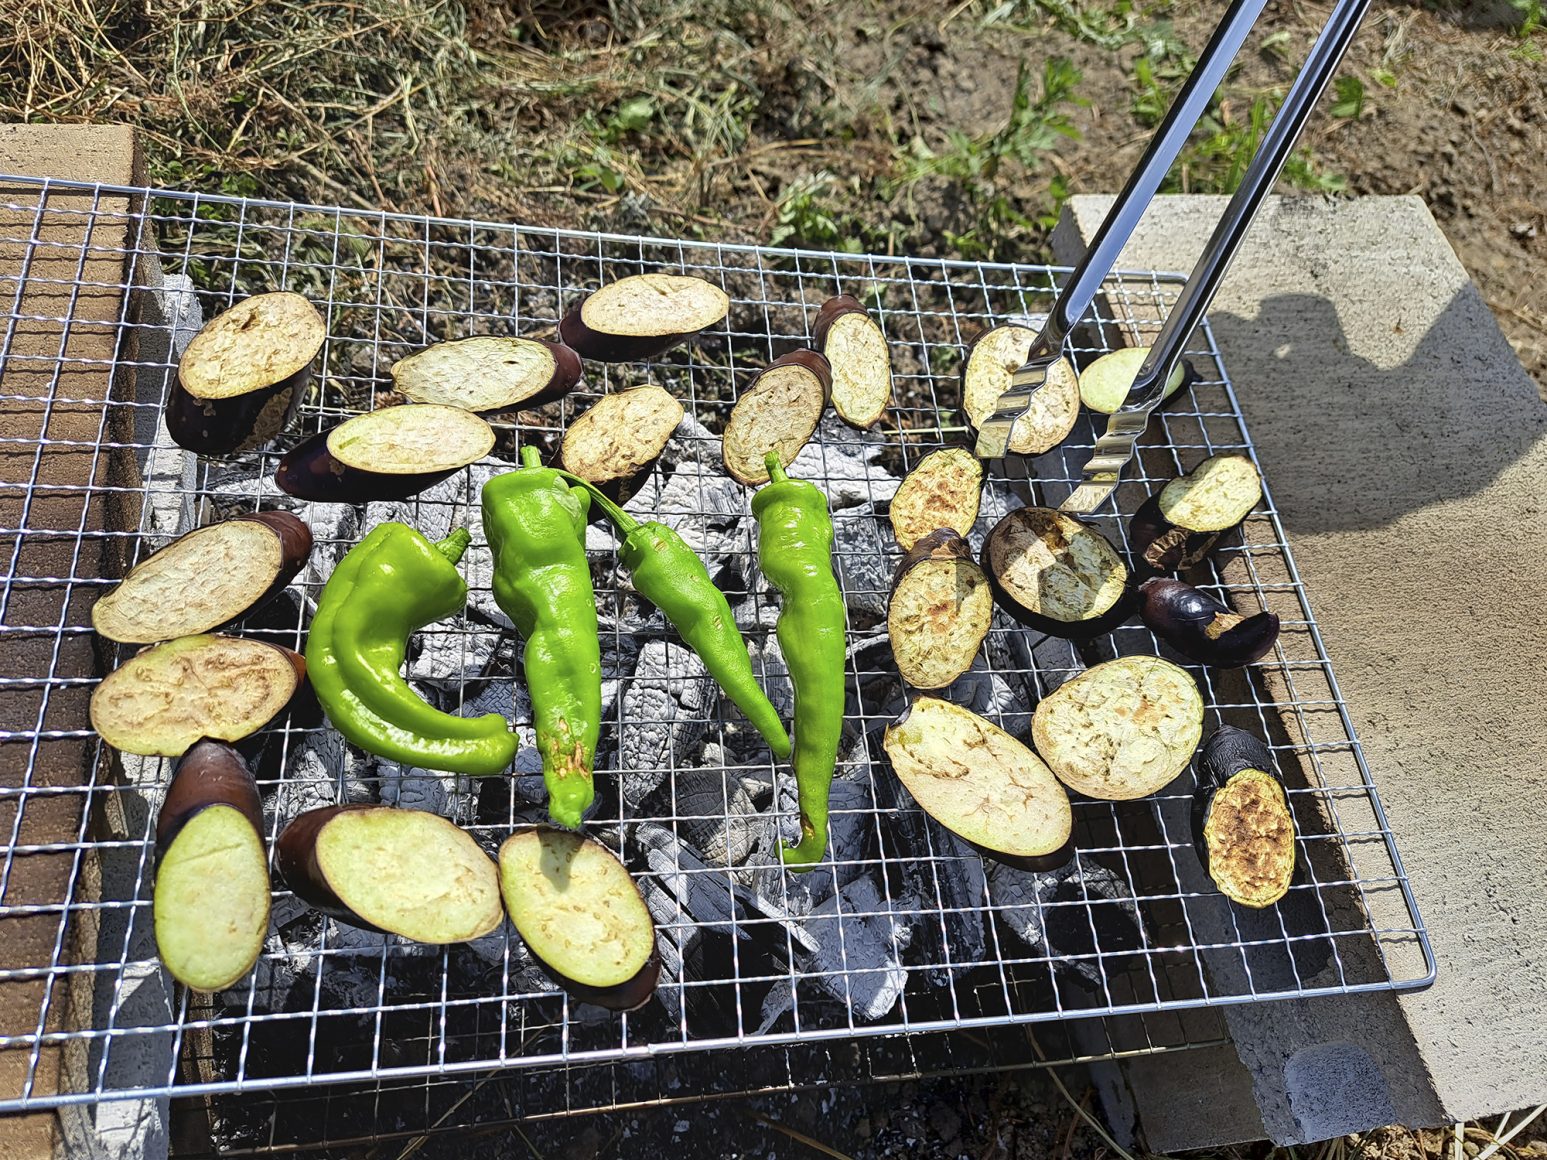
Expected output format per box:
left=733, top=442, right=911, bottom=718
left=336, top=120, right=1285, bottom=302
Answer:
left=481, top=446, right=602, bottom=829
left=752, top=451, right=847, bottom=869
left=308, top=522, right=518, bottom=776
left=561, top=473, right=792, bottom=760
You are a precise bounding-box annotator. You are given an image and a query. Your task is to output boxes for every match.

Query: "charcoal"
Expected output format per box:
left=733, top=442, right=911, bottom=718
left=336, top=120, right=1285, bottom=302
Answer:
left=618, top=639, right=715, bottom=805
left=787, top=416, right=901, bottom=508
left=905, top=826, right=988, bottom=983
left=802, top=876, right=917, bottom=1022
left=404, top=622, right=502, bottom=690
left=830, top=506, right=892, bottom=621
left=669, top=766, right=770, bottom=866
left=633, top=824, right=745, bottom=938
left=280, top=729, right=377, bottom=815
left=986, top=854, right=1147, bottom=989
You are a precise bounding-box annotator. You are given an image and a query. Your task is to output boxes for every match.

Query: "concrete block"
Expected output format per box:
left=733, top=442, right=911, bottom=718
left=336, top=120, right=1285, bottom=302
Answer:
left=1054, top=194, right=1547, bottom=1145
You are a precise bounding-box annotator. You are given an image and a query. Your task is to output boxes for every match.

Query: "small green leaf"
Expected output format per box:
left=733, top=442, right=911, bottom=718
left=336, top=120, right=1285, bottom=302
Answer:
left=1330, top=75, right=1364, bottom=119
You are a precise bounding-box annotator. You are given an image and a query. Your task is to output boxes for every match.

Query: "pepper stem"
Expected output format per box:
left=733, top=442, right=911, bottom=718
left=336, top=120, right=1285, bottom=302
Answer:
left=763, top=451, right=789, bottom=484
left=435, top=527, right=472, bottom=566
left=554, top=470, right=640, bottom=535
left=519, top=444, right=542, bottom=469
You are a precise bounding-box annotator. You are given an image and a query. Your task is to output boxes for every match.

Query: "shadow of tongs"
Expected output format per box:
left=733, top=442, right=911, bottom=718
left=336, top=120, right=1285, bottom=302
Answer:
left=975, top=0, right=1373, bottom=516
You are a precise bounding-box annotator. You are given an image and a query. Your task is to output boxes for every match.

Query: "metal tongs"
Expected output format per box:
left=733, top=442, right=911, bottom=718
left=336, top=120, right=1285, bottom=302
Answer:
left=976, top=0, right=1372, bottom=515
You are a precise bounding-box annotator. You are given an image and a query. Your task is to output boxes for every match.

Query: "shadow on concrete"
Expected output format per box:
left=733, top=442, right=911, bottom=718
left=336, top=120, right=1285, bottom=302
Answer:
left=1207, top=288, right=1547, bottom=535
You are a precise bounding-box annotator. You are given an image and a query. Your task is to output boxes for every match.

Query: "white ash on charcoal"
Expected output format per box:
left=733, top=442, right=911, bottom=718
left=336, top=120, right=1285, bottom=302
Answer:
left=279, top=728, right=378, bottom=815
left=787, top=415, right=902, bottom=508
left=375, top=759, right=477, bottom=820
left=830, top=506, right=894, bottom=622
left=632, top=823, right=747, bottom=939
left=665, top=762, right=773, bottom=866
left=775, top=875, right=918, bottom=1026
left=459, top=676, right=542, bottom=802
left=624, top=462, right=756, bottom=565
left=985, top=854, right=1147, bottom=990
left=402, top=623, right=503, bottom=690
left=617, top=639, right=716, bottom=806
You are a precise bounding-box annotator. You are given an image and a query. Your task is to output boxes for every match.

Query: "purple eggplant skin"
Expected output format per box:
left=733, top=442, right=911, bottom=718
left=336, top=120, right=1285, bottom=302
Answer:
left=558, top=307, right=704, bottom=364
left=166, top=364, right=310, bottom=457
left=1138, top=578, right=1280, bottom=668
left=1128, top=494, right=1224, bottom=574
left=273, top=431, right=462, bottom=503
left=811, top=293, right=867, bottom=344
left=764, top=347, right=835, bottom=396
left=1189, top=726, right=1300, bottom=902
left=966, top=834, right=1076, bottom=874
left=526, top=341, right=585, bottom=409
left=538, top=950, right=662, bottom=1014
left=155, top=739, right=264, bottom=856
left=273, top=804, right=386, bottom=932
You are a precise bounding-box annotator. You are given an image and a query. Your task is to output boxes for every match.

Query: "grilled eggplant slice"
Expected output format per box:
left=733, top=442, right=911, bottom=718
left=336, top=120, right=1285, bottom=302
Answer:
left=883, top=696, right=1073, bottom=871
left=153, top=740, right=270, bottom=991
left=561, top=385, right=685, bottom=501
left=1032, top=655, right=1202, bottom=800
left=1191, top=726, right=1297, bottom=908
left=1138, top=578, right=1280, bottom=667
left=1129, top=454, right=1263, bottom=573
left=888, top=529, right=994, bottom=689
left=888, top=447, right=982, bottom=552
left=390, top=336, right=582, bottom=413
left=92, top=512, right=312, bottom=644
left=960, top=326, right=1080, bottom=455
left=721, top=350, right=832, bottom=485
left=167, top=292, right=324, bottom=455
left=1078, top=345, right=1197, bottom=414
left=559, top=273, right=730, bottom=362
left=982, top=507, right=1130, bottom=638
left=499, top=828, right=660, bottom=1011
left=275, top=403, right=495, bottom=503
left=91, top=634, right=306, bottom=756
left=275, top=805, right=502, bottom=942
left=813, top=295, right=892, bottom=429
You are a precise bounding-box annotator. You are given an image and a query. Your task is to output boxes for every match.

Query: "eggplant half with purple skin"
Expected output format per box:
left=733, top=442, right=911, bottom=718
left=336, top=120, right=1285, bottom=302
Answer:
left=559, top=273, right=730, bottom=362
left=275, top=403, right=495, bottom=503
left=92, top=511, right=312, bottom=644
left=561, top=384, right=685, bottom=502
left=90, top=634, right=306, bottom=757
left=167, top=292, right=324, bottom=455
left=813, top=294, right=892, bottom=429
left=981, top=507, right=1131, bottom=639
left=887, top=528, right=994, bottom=689
left=1130, top=454, right=1263, bottom=573
left=882, top=696, right=1074, bottom=872
left=275, top=805, right=503, bottom=943
left=390, top=336, right=582, bottom=413
left=721, top=349, right=832, bottom=486
left=1191, top=726, right=1297, bottom=909
left=1138, top=578, right=1280, bottom=668
left=153, top=740, right=270, bottom=991
left=499, top=828, right=660, bottom=1011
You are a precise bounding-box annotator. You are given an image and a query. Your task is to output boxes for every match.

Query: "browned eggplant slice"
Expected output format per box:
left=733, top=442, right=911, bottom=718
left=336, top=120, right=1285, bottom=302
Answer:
left=1078, top=345, right=1198, bottom=414
left=1191, top=726, right=1297, bottom=908
left=499, top=828, right=660, bottom=1011
left=981, top=507, right=1130, bottom=638
left=1032, top=655, right=1203, bottom=800
left=559, top=273, right=730, bottom=362
left=721, top=350, right=832, bottom=485
left=275, top=403, right=494, bottom=503
left=888, top=529, right=994, bottom=689
left=1138, top=578, right=1280, bottom=667
left=560, top=385, right=685, bottom=501
left=390, top=336, right=582, bottom=413
left=1129, top=454, right=1263, bottom=573
left=153, top=740, right=270, bottom=991
left=92, top=511, right=312, bottom=644
left=813, top=295, right=892, bottom=429
left=960, top=326, right=1079, bottom=455
left=275, top=805, right=503, bottom=942
left=888, top=447, right=983, bottom=552
left=90, top=634, right=306, bottom=757
left=883, top=696, right=1073, bottom=870
left=168, top=291, right=324, bottom=455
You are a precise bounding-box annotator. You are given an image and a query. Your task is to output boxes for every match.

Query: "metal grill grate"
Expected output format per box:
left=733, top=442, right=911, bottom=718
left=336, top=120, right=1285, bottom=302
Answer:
left=0, top=175, right=1432, bottom=1113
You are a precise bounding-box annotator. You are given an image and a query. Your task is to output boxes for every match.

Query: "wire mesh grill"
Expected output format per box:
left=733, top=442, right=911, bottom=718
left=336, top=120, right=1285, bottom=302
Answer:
left=0, top=174, right=1432, bottom=1113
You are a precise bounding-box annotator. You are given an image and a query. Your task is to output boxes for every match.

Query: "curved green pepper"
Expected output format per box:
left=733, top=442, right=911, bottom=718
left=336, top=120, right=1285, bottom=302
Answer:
left=562, top=474, right=792, bottom=760
left=752, top=451, right=847, bottom=869
left=308, top=522, right=518, bottom=775
left=481, top=446, right=601, bottom=829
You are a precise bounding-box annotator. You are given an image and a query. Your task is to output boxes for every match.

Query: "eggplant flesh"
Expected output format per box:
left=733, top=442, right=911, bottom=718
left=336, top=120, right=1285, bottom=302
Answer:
left=1129, top=495, right=1219, bottom=574
left=960, top=327, right=1080, bottom=455
left=887, top=529, right=994, bottom=689
left=813, top=295, right=892, bottom=429
left=882, top=696, right=1073, bottom=870
left=888, top=447, right=982, bottom=552
left=1078, top=346, right=1197, bottom=414
left=721, top=350, right=832, bottom=485
left=1138, top=578, right=1280, bottom=667
left=390, top=337, right=582, bottom=413
left=559, top=274, right=730, bottom=362
left=1191, top=726, right=1297, bottom=908
left=499, top=828, right=660, bottom=1011
left=1158, top=454, right=1262, bottom=533
left=275, top=404, right=494, bottom=502
left=560, top=384, right=684, bottom=501
left=982, top=507, right=1130, bottom=638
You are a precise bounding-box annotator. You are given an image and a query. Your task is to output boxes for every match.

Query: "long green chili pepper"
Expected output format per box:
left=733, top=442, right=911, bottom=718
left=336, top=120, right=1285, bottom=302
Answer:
left=308, top=522, right=518, bottom=775
left=481, top=446, right=601, bottom=829
left=752, top=451, right=847, bottom=869
left=560, top=473, right=792, bottom=760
